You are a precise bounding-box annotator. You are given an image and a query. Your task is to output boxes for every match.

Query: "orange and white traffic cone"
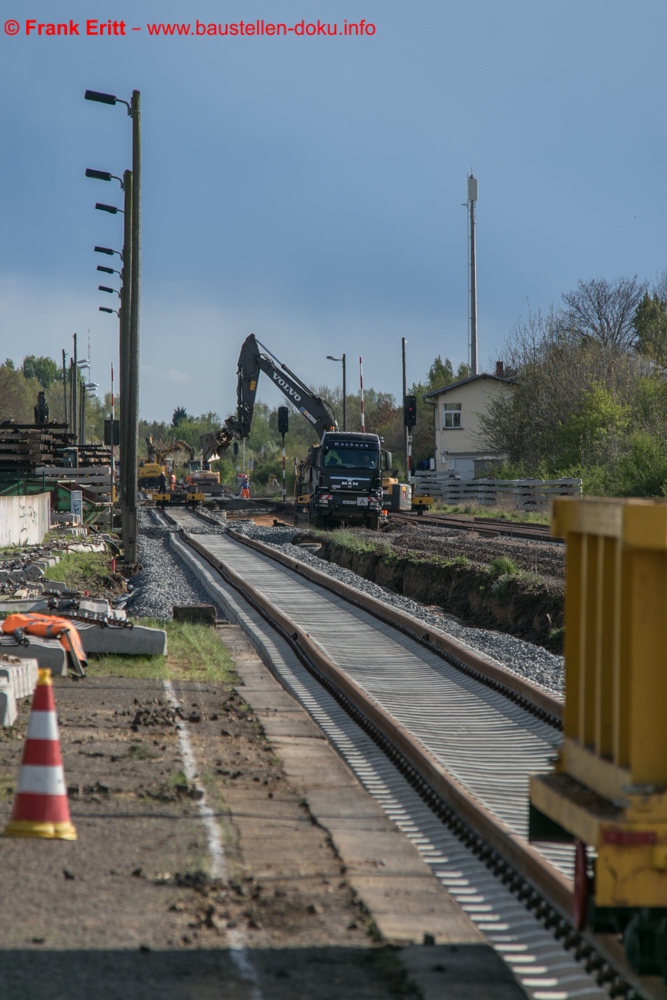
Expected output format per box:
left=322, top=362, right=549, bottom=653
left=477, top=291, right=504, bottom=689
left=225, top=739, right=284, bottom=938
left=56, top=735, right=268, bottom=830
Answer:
left=3, top=669, right=77, bottom=840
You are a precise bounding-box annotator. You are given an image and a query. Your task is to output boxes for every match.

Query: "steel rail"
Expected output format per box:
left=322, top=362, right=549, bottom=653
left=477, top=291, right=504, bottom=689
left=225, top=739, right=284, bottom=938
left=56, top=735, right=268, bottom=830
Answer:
left=225, top=526, right=563, bottom=726
left=160, top=510, right=653, bottom=998
left=389, top=511, right=564, bottom=544
left=181, top=526, right=572, bottom=918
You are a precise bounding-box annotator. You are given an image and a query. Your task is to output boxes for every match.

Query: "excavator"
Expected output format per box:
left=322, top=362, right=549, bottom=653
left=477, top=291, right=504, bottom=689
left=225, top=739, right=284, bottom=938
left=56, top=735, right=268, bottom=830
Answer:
left=203, top=334, right=411, bottom=529
left=138, top=437, right=194, bottom=490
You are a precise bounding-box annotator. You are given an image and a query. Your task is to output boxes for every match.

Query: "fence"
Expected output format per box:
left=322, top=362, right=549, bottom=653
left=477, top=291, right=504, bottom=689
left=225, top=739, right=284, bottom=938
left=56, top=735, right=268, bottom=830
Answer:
left=412, top=472, right=582, bottom=508
left=35, top=466, right=112, bottom=505
left=0, top=493, right=50, bottom=547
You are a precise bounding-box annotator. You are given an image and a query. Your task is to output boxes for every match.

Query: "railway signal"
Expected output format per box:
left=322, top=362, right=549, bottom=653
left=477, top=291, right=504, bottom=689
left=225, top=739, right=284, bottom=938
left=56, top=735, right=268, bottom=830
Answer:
left=404, top=394, right=417, bottom=429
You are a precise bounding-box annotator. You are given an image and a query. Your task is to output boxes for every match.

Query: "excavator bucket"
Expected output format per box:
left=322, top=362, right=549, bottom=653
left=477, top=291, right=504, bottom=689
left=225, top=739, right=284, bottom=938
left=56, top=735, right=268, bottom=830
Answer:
left=201, top=432, right=221, bottom=464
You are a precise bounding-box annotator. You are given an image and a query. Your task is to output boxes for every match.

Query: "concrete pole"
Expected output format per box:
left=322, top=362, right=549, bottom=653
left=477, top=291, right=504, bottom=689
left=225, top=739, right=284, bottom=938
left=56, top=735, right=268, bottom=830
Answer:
left=124, top=90, right=141, bottom=564
left=119, top=169, right=132, bottom=517
left=61, top=350, right=68, bottom=424
left=402, top=337, right=408, bottom=479
left=342, top=354, right=347, bottom=432
left=359, top=356, right=365, bottom=433
left=72, top=333, right=78, bottom=445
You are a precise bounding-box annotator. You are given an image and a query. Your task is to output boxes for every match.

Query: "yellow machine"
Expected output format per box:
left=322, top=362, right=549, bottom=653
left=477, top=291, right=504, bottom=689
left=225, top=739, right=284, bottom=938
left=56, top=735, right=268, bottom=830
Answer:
left=139, top=438, right=194, bottom=489
left=146, top=491, right=205, bottom=506
left=529, top=497, right=667, bottom=976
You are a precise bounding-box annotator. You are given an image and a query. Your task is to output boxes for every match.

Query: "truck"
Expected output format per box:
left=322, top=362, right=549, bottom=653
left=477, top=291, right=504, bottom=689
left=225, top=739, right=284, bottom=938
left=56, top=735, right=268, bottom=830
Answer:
left=202, top=334, right=409, bottom=528
left=297, top=431, right=392, bottom=529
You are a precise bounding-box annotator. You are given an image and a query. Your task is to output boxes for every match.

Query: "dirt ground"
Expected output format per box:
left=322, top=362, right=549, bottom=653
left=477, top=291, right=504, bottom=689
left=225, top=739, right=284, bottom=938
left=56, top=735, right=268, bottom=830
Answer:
left=0, top=665, right=423, bottom=999
left=373, top=521, right=564, bottom=582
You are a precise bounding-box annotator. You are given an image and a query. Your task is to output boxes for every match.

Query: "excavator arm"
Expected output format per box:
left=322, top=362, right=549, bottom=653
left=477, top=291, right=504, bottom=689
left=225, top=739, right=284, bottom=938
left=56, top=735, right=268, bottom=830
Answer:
left=146, top=437, right=194, bottom=465
left=201, top=334, right=338, bottom=464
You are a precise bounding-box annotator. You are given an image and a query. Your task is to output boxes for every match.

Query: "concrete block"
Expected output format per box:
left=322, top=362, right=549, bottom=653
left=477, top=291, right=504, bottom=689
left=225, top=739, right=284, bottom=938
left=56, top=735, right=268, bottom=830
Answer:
left=41, top=580, right=68, bottom=593
left=173, top=604, right=217, bottom=626
left=78, top=598, right=110, bottom=616
left=0, top=600, right=49, bottom=614
left=0, top=570, right=12, bottom=583
left=75, top=624, right=167, bottom=656
left=0, top=680, right=17, bottom=727
left=0, top=656, right=38, bottom=699
left=24, top=564, right=45, bottom=581
left=0, top=637, right=68, bottom=676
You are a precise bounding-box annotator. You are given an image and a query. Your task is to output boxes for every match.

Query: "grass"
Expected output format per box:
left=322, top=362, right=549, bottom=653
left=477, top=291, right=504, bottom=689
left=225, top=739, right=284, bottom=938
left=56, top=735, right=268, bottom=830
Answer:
left=87, top=619, right=238, bottom=685
left=489, top=555, right=520, bottom=577
left=432, top=502, right=550, bottom=525
left=42, top=550, right=111, bottom=591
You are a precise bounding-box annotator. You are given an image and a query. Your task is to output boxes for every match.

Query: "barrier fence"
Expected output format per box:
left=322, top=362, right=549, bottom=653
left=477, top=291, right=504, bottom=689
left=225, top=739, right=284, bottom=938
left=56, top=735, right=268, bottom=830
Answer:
left=412, top=473, right=582, bottom=508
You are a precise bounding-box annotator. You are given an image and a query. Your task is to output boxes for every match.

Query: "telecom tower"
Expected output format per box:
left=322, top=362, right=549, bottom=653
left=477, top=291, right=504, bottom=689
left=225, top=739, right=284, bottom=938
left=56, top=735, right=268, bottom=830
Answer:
left=467, top=174, right=478, bottom=375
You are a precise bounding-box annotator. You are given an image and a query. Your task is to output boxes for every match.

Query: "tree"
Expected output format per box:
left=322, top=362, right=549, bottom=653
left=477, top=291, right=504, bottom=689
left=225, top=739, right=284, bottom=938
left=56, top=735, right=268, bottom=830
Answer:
left=21, top=355, right=61, bottom=390
left=633, top=292, right=667, bottom=364
left=172, top=406, right=188, bottom=427
left=562, top=276, right=647, bottom=350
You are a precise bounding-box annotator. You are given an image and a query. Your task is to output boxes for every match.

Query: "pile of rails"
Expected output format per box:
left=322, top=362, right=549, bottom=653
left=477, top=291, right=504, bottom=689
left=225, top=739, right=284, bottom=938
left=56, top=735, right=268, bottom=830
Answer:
left=0, top=422, right=75, bottom=477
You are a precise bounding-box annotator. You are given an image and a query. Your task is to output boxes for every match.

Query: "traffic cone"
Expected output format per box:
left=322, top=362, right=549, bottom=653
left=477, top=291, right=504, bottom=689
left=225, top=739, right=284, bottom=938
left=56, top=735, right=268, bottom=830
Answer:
left=3, top=669, right=77, bottom=840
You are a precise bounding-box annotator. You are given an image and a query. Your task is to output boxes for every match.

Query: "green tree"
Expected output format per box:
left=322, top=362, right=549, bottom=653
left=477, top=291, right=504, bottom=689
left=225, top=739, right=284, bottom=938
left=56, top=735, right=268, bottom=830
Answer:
left=633, top=292, right=667, bottom=365
left=172, top=406, right=188, bottom=427
left=21, top=355, right=60, bottom=389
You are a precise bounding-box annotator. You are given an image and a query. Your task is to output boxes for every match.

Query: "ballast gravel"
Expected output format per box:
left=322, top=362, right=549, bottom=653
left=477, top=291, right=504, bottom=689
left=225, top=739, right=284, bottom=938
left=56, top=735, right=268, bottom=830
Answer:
left=127, top=508, right=224, bottom=620
left=129, top=508, right=563, bottom=695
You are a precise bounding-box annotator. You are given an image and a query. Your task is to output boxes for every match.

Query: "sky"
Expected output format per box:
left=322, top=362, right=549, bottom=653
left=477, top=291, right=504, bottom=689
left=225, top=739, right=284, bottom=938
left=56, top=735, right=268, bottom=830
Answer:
left=1, top=0, right=666, bottom=424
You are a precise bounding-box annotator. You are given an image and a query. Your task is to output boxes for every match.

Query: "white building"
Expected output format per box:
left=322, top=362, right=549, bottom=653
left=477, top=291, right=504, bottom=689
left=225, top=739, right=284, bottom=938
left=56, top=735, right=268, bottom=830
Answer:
left=423, top=368, right=514, bottom=480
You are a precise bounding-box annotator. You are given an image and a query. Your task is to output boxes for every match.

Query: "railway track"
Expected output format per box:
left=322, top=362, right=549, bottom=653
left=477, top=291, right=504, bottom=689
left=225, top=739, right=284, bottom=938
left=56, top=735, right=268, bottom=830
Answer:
left=390, top=511, right=563, bottom=544
left=157, top=506, right=659, bottom=999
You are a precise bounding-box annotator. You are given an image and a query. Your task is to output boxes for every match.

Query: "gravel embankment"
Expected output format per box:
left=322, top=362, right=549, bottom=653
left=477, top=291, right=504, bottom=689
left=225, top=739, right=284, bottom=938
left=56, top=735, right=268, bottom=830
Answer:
left=127, top=509, right=223, bottom=619
left=129, top=510, right=564, bottom=695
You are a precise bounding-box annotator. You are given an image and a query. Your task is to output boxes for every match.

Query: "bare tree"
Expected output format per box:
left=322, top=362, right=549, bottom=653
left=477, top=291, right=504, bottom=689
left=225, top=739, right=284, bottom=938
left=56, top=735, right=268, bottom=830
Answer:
left=562, top=276, right=647, bottom=350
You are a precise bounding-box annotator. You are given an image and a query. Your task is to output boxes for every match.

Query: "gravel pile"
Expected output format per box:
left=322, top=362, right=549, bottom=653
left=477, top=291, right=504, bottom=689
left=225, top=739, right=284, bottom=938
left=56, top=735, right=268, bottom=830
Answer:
left=233, top=522, right=564, bottom=695
left=127, top=509, right=222, bottom=620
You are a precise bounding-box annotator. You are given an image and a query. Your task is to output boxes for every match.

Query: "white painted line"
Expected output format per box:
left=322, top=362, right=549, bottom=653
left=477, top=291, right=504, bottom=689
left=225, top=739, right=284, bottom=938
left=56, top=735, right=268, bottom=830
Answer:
left=163, top=679, right=263, bottom=1000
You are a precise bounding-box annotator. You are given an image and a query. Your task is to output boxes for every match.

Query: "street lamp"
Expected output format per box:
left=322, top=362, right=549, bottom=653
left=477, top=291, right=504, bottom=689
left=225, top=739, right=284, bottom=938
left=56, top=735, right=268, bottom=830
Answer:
left=97, top=265, right=120, bottom=276
left=94, top=245, right=121, bottom=257
left=85, top=168, right=123, bottom=186
left=85, top=85, right=141, bottom=563
left=95, top=202, right=123, bottom=214
left=326, top=354, right=347, bottom=431
left=98, top=285, right=120, bottom=296
left=99, top=306, right=119, bottom=316
left=84, top=89, right=132, bottom=114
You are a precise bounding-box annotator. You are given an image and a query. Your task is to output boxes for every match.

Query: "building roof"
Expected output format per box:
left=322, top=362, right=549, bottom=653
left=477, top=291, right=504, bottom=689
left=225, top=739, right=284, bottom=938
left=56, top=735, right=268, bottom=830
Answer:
left=423, top=372, right=515, bottom=400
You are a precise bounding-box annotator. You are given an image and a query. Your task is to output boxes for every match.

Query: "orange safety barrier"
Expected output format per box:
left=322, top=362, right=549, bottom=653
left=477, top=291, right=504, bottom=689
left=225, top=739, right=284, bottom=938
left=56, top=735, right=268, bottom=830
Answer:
left=1, top=613, right=87, bottom=676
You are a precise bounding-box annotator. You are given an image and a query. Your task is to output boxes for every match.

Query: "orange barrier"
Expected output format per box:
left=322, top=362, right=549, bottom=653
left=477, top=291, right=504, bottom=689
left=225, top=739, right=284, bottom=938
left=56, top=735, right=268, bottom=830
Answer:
left=1, top=613, right=87, bottom=676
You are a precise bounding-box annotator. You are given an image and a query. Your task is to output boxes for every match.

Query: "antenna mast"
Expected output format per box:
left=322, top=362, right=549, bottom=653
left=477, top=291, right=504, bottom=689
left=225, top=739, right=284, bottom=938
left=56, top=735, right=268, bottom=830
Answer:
left=467, top=174, right=478, bottom=375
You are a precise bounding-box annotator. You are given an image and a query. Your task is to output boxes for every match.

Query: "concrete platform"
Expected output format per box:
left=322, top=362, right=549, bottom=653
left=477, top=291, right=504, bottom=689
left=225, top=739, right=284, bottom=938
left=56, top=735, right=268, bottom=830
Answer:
left=219, top=624, right=528, bottom=999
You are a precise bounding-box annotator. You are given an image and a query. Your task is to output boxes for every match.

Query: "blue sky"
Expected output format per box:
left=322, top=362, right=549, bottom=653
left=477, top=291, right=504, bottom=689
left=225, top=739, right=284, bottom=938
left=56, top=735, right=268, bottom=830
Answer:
left=1, top=0, right=665, bottom=422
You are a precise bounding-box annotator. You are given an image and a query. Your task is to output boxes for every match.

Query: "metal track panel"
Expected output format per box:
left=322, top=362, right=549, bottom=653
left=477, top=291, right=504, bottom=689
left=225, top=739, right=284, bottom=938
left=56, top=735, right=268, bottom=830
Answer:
left=168, top=528, right=613, bottom=1000
left=181, top=530, right=574, bottom=891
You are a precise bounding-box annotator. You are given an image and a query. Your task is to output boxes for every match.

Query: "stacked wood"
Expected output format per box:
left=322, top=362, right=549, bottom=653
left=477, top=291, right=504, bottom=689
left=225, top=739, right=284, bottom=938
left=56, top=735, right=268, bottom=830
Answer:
left=77, top=444, right=112, bottom=467
left=35, top=467, right=112, bottom=504
left=0, top=422, right=75, bottom=473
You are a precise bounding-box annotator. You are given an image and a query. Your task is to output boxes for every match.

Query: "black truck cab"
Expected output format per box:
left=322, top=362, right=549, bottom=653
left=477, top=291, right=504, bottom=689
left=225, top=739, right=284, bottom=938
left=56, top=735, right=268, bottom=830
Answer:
left=308, top=431, right=390, bottom=529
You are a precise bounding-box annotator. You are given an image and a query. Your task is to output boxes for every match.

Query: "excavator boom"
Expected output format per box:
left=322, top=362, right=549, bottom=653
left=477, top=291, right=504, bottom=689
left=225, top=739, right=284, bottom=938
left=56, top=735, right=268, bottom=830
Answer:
left=201, top=334, right=338, bottom=464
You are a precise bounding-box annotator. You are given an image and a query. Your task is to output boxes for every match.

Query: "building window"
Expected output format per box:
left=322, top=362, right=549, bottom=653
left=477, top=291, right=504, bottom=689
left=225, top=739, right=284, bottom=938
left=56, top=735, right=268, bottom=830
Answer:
left=443, top=403, right=461, bottom=428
